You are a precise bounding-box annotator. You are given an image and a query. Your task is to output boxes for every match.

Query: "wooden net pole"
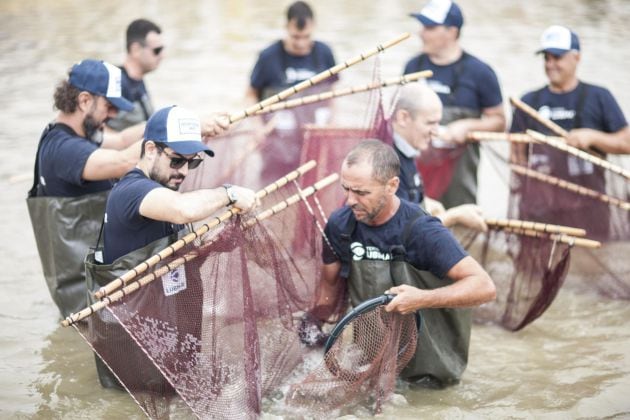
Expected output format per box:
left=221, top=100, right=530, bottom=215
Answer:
left=62, top=173, right=339, bottom=327
left=254, top=70, right=433, bottom=116
left=485, top=218, right=586, bottom=237
left=227, top=33, right=411, bottom=124
left=92, top=160, right=317, bottom=300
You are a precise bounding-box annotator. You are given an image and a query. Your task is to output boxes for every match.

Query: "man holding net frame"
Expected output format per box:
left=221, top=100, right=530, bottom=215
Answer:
left=314, top=140, right=495, bottom=388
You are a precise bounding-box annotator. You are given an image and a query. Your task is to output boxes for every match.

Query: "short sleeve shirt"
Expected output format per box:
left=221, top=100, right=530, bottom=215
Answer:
left=36, top=123, right=112, bottom=197
left=403, top=52, right=502, bottom=110
left=250, top=40, right=338, bottom=99
left=323, top=199, right=467, bottom=279
left=103, top=168, right=183, bottom=264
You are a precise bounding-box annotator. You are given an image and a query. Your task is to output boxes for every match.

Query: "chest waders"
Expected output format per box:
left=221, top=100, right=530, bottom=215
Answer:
left=106, top=94, right=154, bottom=132
left=27, top=123, right=109, bottom=318
left=84, top=232, right=197, bottom=391
left=418, top=53, right=483, bottom=208
left=342, top=214, right=471, bottom=385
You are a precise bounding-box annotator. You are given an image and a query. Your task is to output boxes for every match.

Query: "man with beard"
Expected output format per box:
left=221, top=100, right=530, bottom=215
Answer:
left=102, top=105, right=258, bottom=264
left=28, top=59, right=140, bottom=317
left=316, top=140, right=495, bottom=387
left=404, top=0, right=505, bottom=208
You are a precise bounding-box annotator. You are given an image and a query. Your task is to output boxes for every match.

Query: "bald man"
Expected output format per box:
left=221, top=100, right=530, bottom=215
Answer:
left=391, top=83, right=487, bottom=232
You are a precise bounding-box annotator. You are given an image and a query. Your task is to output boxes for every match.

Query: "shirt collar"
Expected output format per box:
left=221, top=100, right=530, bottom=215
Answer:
left=393, top=131, right=421, bottom=158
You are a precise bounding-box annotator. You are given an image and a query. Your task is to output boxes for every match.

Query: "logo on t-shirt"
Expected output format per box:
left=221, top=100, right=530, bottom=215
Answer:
left=538, top=105, right=575, bottom=121
left=350, top=242, right=392, bottom=261
left=427, top=80, right=451, bottom=95
left=285, top=67, right=316, bottom=84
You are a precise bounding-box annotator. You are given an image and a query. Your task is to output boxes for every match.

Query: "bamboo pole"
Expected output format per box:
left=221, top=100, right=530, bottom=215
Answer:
left=467, top=131, right=533, bottom=143
left=62, top=173, right=339, bottom=327
left=254, top=70, right=433, bottom=116
left=91, top=160, right=317, bottom=301
left=227, top=33, right=411, bottom=124
left=510, top=163, right=630, bottom=211
left=526, top=129, right=630, bottom=181
left=496, top=226, right=601, bottom=249
left=509, top=96, right=569, bottom=137
left=485, top=218, right=586, bottom=237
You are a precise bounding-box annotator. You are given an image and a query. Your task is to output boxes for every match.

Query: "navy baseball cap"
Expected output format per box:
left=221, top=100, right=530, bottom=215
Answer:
left=537, top=25, right=580, bottom=56
left=144, top=106, right=214, bottom=156
left=410, top=0, right=464, bottom=29
left=68, top=59, right=134, bottom=112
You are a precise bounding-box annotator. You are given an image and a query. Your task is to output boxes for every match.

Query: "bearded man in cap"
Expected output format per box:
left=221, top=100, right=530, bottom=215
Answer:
left=403, top=0, right=505, bottom=209
left=510, top=25, right=630, bottom=238
left=28, top=59, right=142, bottom=318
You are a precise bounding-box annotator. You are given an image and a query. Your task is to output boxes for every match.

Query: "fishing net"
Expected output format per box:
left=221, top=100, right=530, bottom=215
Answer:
left=510, top=109, right=630, bottom=299
left=70, top=59, right=428, bottom=418
left=452, top=225, right=572, bottom=331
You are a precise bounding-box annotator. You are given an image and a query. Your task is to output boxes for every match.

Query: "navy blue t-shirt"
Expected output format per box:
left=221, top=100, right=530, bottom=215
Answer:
left=403, top=52, right=502, bottom=110
left=395, top=146, right=424, bottom=204
left=510, top=82, right=627, bottom=180
left=120, top=66, right=152, bottom=118
left=36, top=123, right=112, bottom=197
left=323, top=200, right=467, bottom=279
left=103, top=168, right=183, bottom=264
left=250, top=40, right=337, bottom=99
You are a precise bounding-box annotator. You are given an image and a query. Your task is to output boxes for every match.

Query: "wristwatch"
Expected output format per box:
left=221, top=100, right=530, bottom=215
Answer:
left=223, top=184, right=238, bottom=206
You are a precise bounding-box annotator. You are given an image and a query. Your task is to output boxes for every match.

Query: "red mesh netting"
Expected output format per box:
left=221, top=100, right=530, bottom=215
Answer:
left=508, top=110, right=630, bottom=299
left=453, top=226, right=572, bottom=331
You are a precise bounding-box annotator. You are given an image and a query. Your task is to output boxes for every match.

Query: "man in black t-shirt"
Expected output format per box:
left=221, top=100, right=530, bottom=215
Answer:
left=391, top=83, right=487, bottom=232
left=315, top=140, right=495, bottom=386
left=103, top=105, right=258, bottom=264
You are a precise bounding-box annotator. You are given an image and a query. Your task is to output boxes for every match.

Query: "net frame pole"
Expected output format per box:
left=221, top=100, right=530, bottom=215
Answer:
left=62, top=173, right=339, bottom=327
left=227, top=33, right=411, bottom=124
left=91, top=161, right=317, bottom=301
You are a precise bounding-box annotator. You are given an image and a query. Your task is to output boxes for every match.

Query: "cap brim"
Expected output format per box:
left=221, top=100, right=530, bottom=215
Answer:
left=536, top=47, right=572, bottom=56
left=409, top=13, right=440, bottom=27
left=168, top=141, right=215, bottom=157
left=107, top=96, right=135, bottom=112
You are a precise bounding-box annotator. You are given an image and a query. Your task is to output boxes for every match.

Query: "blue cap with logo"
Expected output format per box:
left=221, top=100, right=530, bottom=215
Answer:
left=537, top=25, right=580, bottom=55
left=410, top=0, right=464, bottom=29
left=144, top=105, right=214, bottom=156
left=68, top=59, right=134, bottom=112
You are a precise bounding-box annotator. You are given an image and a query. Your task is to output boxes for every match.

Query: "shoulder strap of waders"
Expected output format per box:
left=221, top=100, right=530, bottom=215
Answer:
left=28, top=122, right=76, bottom=198
left=390, top=207, right=428, bottom=261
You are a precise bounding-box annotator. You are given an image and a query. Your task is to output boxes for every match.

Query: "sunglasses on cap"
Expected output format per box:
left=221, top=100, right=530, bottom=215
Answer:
left=155, top=143, right=203, bottom=170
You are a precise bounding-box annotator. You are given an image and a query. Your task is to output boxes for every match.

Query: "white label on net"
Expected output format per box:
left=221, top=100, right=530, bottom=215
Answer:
left=162, top=265, right=187, bottom=296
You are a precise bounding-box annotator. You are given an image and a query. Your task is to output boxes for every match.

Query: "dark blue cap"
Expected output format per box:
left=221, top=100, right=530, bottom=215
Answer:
left=537, top=25, right=580, bottom=56
left=68, top=59, right=134, bottom=112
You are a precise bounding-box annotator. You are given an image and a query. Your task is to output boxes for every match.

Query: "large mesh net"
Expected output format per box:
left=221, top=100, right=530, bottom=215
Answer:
left=509, top=108, right=630, bottom=299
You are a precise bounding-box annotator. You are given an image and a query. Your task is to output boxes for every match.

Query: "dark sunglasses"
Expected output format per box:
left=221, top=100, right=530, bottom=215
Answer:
left=156, top=144, right=203, bottom=170
left=148, top=46, right=164, bottom=56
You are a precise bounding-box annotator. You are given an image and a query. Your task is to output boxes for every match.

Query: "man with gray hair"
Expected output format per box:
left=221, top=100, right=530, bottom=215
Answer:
left=315, top=140, right=495, bottom=387
left=391, top=82, right=487, bottom=231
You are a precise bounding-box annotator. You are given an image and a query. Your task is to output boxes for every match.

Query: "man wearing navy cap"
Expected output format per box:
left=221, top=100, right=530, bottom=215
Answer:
left=403, top=0, right=505, bottom=209
left=102, top=106, right=258, bottom=264
left=28, top=59, right=145, bottom=318
left=510, top=25, right=630, bottom=238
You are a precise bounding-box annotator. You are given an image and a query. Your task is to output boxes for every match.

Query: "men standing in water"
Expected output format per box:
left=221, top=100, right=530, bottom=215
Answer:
left=107, top=18, right=164, bottom=131
left=246, top=1, right=337, bottom=184
left=510, top=25, right=629, bottom=238
left=404, top=0, right=505, bottom=208
left=317, top=140, right=495, bottom=387
left=391, top=82, right=487, bottom=232
left=28, top=59, right=140, bottom=318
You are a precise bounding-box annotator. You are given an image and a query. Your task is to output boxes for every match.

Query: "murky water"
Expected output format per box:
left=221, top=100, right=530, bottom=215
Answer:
left=1, top=0, right=629, bottom=418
